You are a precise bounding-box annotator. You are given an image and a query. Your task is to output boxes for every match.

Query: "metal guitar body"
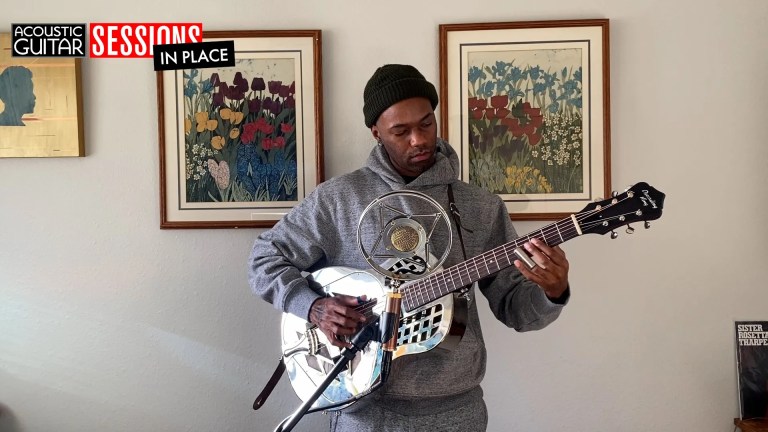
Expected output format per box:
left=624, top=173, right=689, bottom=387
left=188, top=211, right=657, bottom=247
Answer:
left=280, top=264, right=467, bottom=411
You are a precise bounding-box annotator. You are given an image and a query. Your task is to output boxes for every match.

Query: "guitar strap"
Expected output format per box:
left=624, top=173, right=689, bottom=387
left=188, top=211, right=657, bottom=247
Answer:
left=253, top=357, right=286, bottom=410
left=447, top=183, right=471, bottom=261
left=448, top=184, right=479, bottom=303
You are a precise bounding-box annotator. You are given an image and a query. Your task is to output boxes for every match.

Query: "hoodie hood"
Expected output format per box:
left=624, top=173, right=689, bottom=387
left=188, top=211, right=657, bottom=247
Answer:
left=365, top=138, right=461, bottom=189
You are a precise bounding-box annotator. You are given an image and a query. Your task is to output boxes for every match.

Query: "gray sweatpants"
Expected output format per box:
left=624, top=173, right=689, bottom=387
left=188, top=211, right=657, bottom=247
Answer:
left=329, top=386, right=488, bottom=432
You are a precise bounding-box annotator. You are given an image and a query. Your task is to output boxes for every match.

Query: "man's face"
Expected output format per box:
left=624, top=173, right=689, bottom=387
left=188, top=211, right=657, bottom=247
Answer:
left=371, top=97, right=437, bottom=178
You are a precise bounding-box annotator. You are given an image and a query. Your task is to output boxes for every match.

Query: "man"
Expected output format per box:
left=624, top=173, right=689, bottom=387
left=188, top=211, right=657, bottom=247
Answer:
left=249, top=64, right=570, bottom=431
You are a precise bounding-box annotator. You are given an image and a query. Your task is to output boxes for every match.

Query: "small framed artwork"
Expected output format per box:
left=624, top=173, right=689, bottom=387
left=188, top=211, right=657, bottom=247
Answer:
left=439, top=19, right=610, bottom=220
left=157, top=30, right=323, bottom=228
left=0, top=34, right=85, bottom=158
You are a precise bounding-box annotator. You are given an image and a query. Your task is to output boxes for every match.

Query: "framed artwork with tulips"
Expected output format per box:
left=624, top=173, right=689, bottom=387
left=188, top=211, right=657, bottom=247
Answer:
left=157, top=30, right=323, bottom=228
left=439, top=19, right=610, bottom=220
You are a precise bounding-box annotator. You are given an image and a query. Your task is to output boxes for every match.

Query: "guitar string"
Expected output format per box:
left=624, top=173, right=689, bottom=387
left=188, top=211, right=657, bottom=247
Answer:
left=351, top=192, right=640, bottom=314
left=349, top=199, right=639, bottom=317
left=352, top=210, right=636, bottom=318
left=401, top=209, right=639, bottom=310
left=351, top=199, right=638, bottom=316
left=403, top=193, right=639, bottom=303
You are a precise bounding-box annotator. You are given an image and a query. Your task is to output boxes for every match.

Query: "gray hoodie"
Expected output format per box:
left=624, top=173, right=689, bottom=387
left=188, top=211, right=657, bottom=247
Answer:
left=248, top=139, right=566, bottom=405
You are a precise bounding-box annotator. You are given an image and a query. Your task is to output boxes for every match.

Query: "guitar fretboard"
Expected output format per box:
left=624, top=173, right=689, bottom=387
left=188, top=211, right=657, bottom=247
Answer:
left=400, top=216, right=580, bottom=312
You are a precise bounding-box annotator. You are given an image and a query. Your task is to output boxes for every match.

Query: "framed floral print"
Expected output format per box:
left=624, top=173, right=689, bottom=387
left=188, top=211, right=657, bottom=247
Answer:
left=440, top=19, right=610, bottom=220
left=157, top=30, right=323, bottom=228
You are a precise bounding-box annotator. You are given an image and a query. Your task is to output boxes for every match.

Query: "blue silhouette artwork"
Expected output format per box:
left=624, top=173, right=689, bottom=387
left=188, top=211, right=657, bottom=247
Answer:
left=0, top=66, right=37, bottom=126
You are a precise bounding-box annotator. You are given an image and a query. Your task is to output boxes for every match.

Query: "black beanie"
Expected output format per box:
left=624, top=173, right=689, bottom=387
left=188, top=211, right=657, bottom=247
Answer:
left=363, top=64, right=439, bottom=128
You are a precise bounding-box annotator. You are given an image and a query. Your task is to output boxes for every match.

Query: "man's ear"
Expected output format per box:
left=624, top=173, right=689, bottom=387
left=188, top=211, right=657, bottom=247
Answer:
left=370, top=126, right=380, bottom=142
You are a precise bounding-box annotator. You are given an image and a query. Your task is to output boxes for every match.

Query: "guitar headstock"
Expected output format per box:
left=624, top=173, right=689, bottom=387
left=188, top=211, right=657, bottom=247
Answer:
left=578, top=182, right=665, bottom=236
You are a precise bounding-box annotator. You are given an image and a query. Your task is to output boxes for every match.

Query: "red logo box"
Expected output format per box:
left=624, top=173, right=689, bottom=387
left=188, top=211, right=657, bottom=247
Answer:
left=89, top=23, right=202, bottom=58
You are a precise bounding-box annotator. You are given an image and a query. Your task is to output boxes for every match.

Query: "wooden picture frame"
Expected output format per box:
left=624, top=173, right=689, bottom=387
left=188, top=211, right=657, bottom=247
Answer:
left=0, top=34, right=85, bottom=158
left=439, top=19, right=610, bottom=220
left=157, top=30, right=323, bottom=228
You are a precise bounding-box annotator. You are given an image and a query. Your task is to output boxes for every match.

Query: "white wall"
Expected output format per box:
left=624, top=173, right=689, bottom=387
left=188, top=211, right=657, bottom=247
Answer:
left=2, top=1, right=767, bottom=431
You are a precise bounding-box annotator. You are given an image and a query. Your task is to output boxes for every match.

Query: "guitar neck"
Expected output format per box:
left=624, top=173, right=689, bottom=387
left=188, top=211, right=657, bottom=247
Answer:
left=400, top=215, right=581, bottom=312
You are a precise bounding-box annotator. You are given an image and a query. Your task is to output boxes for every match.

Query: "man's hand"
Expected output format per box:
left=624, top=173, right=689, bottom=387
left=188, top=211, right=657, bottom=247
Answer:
left=513, top=238, right=569, bottom=300
left=309, top=294, right=367, bottom=348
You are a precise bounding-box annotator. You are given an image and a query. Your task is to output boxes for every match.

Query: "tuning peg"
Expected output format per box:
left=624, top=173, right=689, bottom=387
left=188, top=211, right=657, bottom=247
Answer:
left=594, top=197, right=603, bottom=202
left=611, top=190, right=618, bottom=197
left=610, top=230, right=618, bottom=239
left=644, top=221, right=651, bottom=229
left=626, top=225, right=635, bottom=234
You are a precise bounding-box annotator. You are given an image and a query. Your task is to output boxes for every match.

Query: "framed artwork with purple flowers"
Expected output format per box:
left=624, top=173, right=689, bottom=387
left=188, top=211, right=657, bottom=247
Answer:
left=157, top=30, right=323, bottom=228
left=439, top=19, right=610, bottom=220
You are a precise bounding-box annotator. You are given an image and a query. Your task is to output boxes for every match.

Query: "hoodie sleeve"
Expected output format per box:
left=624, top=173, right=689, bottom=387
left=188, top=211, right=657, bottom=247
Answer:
left=478, top=197, right=568, bottom=331
left=247, top=189, right=335, bottom=321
